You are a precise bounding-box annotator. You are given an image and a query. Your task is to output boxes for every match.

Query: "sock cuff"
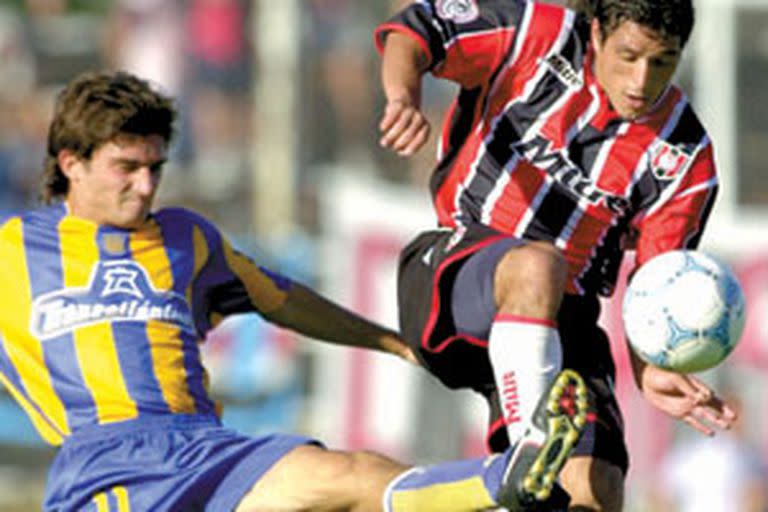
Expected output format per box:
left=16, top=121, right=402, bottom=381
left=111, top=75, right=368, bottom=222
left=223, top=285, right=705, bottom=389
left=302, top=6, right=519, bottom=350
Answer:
left=493, top=313, right=557, bottom=328
left=383, top=459, right=498, bottom=511
left=383, top=467, right=421, bottom=512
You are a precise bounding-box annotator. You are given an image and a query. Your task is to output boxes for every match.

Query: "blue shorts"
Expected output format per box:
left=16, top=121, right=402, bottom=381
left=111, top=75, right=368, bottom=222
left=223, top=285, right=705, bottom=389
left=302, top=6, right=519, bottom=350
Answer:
left=43, top=414, right=316, bottom=511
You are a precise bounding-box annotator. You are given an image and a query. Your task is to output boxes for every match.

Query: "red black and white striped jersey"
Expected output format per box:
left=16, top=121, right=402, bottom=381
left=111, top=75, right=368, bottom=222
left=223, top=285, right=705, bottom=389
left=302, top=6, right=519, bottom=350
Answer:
left=375, top=0, right=718, bottom=296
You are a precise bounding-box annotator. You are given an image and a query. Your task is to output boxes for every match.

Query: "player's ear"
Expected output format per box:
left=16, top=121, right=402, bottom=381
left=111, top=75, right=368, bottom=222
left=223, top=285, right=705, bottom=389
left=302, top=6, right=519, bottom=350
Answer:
left=590, top=18, right=604, bottom=50
left=58, top=149, right=84, bottom=182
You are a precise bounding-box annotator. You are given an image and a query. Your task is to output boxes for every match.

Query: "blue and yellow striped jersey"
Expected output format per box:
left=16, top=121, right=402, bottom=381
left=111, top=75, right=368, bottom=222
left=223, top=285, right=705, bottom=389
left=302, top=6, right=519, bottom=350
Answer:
left=0, top=203, right=290, bottom=445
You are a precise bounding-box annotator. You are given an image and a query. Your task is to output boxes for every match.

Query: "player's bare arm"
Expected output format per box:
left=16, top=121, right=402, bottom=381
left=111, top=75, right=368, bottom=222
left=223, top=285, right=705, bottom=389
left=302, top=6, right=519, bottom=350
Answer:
left=379, top=32, right=431, bottom=156
left=262, top=281, right=418, bottom=364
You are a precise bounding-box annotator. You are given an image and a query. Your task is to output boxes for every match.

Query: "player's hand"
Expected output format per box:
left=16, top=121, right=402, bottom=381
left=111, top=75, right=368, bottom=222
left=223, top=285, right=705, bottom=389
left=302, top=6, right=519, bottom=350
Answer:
left=637, top=363, right=737, bottom=436
left=378, top=99, right=431, bottom=156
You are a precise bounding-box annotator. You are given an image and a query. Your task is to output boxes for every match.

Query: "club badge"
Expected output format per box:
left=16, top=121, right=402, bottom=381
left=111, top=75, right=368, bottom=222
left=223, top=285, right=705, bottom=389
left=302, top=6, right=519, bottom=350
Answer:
left=649, top=141, right=692, bottom=181
left=436, top=0, right=479, bottom=23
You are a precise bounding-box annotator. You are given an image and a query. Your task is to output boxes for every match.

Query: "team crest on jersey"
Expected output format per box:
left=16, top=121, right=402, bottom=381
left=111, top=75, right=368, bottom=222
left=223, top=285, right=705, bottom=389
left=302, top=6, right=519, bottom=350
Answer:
left=99, top=232, right=129, bottom=257
left=436, top=0, right=479, bottom=23
left=649, top=141, right=692, bottom=181
left=30, top=260, right=195, bottom=340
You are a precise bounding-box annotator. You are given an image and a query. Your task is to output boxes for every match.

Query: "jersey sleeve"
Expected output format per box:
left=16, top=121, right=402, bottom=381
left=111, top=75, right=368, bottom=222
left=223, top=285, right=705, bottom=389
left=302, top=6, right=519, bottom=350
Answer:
left=192, top=216, right=291, bottom=329
left=374, top=0, right=528, bottom=87
left=633, top=141, right=719, bottom=267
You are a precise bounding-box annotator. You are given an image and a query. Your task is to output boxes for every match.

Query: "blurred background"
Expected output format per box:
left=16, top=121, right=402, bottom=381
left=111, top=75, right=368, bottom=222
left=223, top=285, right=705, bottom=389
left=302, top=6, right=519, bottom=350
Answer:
left=0, top=0, right=766, bottom=510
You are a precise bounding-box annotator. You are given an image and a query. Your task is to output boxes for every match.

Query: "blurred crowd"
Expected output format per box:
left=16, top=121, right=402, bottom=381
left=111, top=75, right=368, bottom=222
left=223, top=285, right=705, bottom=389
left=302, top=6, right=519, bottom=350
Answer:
left=2, top=0, right=767, bottom=228
left=0, top=0, right=454, bottom=235
left=1, top=0, right=255, bottom=227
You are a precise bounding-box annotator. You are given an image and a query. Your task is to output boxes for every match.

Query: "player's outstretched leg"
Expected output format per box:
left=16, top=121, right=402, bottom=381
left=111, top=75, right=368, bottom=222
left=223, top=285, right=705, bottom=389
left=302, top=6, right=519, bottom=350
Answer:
left=497, top=368, right=588, bottom=511
left=383, top=369, right=588, bottom=512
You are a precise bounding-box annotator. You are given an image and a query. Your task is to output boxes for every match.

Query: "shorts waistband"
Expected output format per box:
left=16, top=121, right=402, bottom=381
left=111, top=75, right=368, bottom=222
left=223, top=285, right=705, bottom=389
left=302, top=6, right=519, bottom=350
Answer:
left=64, top=414, right=222, bottom=445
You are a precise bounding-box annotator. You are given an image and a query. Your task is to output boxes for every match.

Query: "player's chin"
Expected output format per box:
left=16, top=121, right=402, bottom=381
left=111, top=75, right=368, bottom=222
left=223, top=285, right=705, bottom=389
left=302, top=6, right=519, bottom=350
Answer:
left=619, top=101, right=650, bottom=120
left=116, top=208, right=151, bottom=229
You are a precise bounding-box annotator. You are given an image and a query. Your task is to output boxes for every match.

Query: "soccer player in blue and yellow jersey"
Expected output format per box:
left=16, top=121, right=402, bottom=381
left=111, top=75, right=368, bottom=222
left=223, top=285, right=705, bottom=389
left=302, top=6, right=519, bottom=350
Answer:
left=376, top=0, right=738, bottom=510
left=0, top=70, right=589, bottom=511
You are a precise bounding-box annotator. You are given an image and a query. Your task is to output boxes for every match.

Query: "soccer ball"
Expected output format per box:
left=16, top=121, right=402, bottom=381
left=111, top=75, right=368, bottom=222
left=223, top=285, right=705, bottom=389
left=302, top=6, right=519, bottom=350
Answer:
left=622, top=250, right=746, bottom=373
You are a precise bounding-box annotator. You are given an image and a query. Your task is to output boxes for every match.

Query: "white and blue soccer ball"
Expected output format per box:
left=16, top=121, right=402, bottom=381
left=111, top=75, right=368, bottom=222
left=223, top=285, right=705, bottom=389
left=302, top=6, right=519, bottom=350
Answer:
left=622, top=250, right=746, bottom=374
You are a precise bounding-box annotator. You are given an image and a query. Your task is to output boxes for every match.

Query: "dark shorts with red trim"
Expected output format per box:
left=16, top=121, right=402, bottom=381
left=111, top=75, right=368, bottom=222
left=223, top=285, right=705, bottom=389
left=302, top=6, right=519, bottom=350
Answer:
left=397, top=224, right=629, bottom=475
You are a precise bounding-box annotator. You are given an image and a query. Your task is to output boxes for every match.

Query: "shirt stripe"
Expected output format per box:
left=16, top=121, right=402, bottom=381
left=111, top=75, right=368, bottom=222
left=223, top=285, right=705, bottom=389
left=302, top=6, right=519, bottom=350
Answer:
left=222, top=240, right=288, bottom=314
left=130, top=221, right=196, bottom=414
left=0, top=218, right=70, bottom=442
left=0, top=342, right=63, bottom=444
left=61, top=218, right=137, bottom=424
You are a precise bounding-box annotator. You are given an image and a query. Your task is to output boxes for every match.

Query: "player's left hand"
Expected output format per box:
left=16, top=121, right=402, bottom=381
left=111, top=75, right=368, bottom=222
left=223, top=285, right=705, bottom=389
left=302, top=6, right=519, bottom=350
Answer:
left=637, top=362, right=737, bottom=436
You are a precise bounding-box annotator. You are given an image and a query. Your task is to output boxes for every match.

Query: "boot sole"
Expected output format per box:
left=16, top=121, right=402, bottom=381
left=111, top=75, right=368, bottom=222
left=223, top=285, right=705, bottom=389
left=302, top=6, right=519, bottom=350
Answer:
left=499, top=369, right=589, bottom=508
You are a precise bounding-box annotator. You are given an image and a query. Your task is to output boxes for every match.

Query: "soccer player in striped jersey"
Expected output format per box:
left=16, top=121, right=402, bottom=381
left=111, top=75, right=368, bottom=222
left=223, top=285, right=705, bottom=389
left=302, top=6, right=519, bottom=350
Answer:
left=376, top=0, right=737, bottom=510
left=0, top=70, right=589, bottom=511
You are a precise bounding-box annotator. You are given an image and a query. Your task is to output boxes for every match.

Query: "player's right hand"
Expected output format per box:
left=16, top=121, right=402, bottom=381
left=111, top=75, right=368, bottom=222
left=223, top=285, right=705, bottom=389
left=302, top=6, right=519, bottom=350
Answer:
left=378, top=99, right=431, bottom=157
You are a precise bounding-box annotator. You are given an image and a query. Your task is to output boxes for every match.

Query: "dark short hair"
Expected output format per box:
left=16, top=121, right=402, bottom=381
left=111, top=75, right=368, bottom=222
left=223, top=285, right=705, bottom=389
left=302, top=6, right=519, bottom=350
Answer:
left=41, top=71, right=176, bottom=203
left=567, top=0, right=695, bottom=48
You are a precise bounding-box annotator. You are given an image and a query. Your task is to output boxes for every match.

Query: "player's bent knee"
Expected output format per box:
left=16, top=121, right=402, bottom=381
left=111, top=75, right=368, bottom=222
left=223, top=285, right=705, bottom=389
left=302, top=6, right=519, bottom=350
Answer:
left=560, top=456, right=624, bottom=512
left=495, top=241, right=568, bottom=315
left=520, top=241, right=568, bottom=281
left=498, top=242, right=567, bottom=287
left=348, top=450, right=410, bottom=488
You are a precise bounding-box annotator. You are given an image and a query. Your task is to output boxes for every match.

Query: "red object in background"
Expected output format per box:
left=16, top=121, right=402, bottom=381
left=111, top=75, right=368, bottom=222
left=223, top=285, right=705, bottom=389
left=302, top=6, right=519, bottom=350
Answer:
left=186, top=0, right=246, bottom=66
left=732, top=253, right=768, bottom=467
left=732, top=255, right=768, bottom=367
left=345, top=234, right=404, bottom=453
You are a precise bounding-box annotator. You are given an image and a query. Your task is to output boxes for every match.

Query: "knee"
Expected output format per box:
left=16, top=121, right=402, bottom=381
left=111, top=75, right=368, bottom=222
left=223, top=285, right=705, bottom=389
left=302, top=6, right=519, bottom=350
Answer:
left=494, top=241, right=568, bottom=314
left=350, top=450, right=408, bottom=476
left=313, top=450, right=406, bottom=487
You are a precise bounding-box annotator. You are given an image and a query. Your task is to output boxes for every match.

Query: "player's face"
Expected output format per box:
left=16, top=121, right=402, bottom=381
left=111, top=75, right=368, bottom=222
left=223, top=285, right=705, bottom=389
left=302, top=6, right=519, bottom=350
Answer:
left=62, top=134, right=167, bottom=229
left=592, top=19, right=682, bottom=120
